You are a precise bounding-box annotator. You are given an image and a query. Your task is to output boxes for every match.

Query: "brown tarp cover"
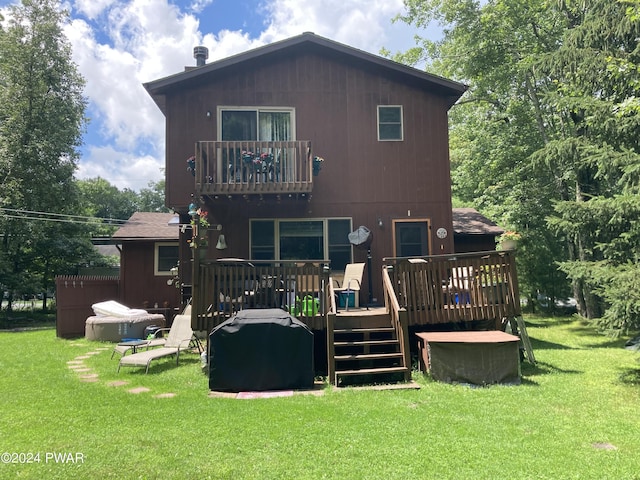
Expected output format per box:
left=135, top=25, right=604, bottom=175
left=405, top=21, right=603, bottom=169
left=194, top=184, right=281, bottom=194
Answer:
left=418, top=331, right=521, bottom=385
left=209, top=309, right=314, bottom=392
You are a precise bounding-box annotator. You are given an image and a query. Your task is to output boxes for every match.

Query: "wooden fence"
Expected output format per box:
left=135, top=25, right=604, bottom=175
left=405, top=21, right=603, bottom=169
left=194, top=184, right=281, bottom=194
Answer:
left=55, top=275, right=119, bottom=338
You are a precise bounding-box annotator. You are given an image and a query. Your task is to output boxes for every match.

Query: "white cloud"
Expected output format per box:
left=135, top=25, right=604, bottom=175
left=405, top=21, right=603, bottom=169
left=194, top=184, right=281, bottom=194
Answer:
left=259, top=0, right=412, bottom=53
left=73, top=0, right=117, bottom=20
left=188, top=0, right=213, bottom=14
left=76, top=145, right=164, bottom=191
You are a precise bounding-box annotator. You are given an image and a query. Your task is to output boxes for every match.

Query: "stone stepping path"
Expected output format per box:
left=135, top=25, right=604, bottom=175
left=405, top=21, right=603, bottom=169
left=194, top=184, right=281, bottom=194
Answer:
left=66, top=349, right=177, bottom=398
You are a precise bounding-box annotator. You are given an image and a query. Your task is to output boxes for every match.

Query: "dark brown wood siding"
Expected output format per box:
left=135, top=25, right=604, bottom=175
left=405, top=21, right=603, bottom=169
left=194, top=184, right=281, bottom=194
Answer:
left=164, top=49, right=455, bottom=302
left=119, top=241, right=180, bottom=310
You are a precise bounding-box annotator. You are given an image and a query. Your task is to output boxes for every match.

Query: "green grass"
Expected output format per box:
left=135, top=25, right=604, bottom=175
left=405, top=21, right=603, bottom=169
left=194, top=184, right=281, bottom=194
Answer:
left=1, top=316, right=639, bottom=479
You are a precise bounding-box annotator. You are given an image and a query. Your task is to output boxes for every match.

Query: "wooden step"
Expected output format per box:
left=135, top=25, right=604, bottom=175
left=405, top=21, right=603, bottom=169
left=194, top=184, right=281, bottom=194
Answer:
left=334, top=339, right=399, bottom=347
left=335, top=352, right=404, bottom=361
left=335, top=366, right=409, bottom=377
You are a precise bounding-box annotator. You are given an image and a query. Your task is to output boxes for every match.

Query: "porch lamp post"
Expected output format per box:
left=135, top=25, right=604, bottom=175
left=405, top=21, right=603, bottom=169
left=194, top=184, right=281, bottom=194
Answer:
left=188, top=200, right=200, bottom=328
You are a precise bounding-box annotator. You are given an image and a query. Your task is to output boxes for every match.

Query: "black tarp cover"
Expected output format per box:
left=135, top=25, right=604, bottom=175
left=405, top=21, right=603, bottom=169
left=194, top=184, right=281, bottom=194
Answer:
left=209, top=309, right=314, bottom=392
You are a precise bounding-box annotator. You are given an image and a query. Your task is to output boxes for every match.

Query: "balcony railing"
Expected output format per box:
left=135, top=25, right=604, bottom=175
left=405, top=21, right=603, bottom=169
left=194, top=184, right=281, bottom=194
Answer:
left=194, top=141, right=313, bottom=196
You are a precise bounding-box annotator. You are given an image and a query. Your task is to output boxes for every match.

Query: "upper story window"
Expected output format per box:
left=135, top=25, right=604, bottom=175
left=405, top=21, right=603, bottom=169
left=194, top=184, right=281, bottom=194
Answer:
left=377, top=105, right=403, bottom=141
left=219, top=108, right=295, bottom=141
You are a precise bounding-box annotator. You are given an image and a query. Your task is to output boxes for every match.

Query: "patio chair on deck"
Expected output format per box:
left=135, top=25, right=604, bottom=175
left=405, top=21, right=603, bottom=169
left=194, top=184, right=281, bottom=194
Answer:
left=117, top=314, right=202, bottom=373
left=448, top=266, right=474, bottom=305
left=333, top=263, right=365, bottom=310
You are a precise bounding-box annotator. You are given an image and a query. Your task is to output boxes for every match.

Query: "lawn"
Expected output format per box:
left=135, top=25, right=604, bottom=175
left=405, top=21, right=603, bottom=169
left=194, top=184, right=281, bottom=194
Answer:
left=0, top=315, right=639, bottom=479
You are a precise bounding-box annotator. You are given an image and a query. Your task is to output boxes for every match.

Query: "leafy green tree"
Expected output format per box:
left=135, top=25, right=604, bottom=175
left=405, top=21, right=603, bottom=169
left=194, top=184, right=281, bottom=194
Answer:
left=76, top=178, right=140, bottom=237
left=392, top=0, right=571, bottom=307
left=393, top=0, right=640, bottom=330
left=138, top=179, right=169, bottom=213
left=532, top=0, right=640, bottom=328
left=0, top=0, right=87, bottom=311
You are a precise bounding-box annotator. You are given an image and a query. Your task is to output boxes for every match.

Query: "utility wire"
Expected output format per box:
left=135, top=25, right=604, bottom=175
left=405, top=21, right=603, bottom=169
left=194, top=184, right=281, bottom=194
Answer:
left=0, top=207, right=128, bottom=223
left=0, top=207, right=174, bottom=227
left=1, top=213, right=126, bottom=226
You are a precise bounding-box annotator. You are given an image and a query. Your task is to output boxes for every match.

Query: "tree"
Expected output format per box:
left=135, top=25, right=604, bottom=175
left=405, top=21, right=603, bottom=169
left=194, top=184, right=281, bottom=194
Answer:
left=392, top=0, right=572, bottom=307
left=0, top=0, right=87, bottom=311
left=76, top=178, right=140, bottom=237
left=393, top=0, right=640, bottom=330
left=138, top=180, right=169, bottom=213
left=531, top=0, right=640, bottom=328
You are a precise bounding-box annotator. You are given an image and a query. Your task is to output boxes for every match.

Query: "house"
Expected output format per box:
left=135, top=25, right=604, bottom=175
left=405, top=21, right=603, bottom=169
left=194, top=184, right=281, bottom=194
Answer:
left=142, top=34, right=525, bottom=384
left=144, top=32, right=468, bottom=303
left=452, top=207, right=504, bottom=253
left=111, top=212, right=181, bottom=310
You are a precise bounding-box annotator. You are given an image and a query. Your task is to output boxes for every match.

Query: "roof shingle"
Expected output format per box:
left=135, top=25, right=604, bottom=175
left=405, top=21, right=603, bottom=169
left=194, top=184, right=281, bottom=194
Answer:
left=112, top=212, right=179, bottom=241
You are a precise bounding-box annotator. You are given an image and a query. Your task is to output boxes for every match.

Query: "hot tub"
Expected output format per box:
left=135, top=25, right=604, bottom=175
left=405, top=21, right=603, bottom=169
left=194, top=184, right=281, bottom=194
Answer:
left=85, top=314, right=166, bottom=342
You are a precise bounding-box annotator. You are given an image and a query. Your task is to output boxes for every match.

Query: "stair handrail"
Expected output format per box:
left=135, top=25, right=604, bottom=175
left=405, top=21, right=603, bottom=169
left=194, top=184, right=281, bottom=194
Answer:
left=382, top=266, right=411, bottom=381
left=327, top=278, right=337, bottom=383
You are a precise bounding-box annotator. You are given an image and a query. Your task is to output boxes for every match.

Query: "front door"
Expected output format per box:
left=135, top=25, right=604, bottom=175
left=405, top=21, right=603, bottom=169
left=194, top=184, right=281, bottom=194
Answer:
left=393, top=220, right=431, bottom=257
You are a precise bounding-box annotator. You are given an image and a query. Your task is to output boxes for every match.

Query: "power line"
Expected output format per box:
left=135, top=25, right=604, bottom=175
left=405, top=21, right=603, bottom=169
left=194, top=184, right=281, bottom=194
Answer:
left=0, top=207, right=132, bottom=227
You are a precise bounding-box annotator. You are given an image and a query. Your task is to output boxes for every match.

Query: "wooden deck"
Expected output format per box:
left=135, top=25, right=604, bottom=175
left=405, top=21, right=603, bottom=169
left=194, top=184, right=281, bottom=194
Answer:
left=384, top=250, right=521, bottom=329
left=191, top=250, right=522, bottom=385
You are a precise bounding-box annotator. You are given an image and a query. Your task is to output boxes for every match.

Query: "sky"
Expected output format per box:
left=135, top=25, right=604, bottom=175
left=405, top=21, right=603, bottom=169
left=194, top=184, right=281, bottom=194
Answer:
left=0, top=0, right=436, bottom=192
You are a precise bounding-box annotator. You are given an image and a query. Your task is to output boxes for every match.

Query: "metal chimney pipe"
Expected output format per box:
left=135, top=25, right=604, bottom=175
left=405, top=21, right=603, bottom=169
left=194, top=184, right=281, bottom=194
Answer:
left=193, top=46, right=209, bottom=67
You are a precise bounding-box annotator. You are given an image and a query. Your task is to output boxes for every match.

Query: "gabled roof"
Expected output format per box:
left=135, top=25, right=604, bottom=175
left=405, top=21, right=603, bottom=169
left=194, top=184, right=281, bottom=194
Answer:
left=112, top=212, right=179, bottom=241
left=452, top=208, right=504, bottom=236
left=144, top=32, right=467, bottom=112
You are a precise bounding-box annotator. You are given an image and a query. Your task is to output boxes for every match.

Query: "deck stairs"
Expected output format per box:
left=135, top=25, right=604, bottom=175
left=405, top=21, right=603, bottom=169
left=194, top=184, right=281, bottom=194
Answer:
left=332, top=308, right=410, bottom=387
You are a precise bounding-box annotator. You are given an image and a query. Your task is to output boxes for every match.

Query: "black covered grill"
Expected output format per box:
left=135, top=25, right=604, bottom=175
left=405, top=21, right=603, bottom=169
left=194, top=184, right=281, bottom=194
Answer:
left=209, top=309, right=314, bottom=392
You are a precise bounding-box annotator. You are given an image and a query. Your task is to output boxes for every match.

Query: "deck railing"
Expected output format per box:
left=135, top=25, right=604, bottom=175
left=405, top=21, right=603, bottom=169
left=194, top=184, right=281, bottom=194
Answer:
left=383, top=250, right=521, bottom=329
left=191, top=259, right=331, bottom=333
left=194, top=140, right=313, bottom=195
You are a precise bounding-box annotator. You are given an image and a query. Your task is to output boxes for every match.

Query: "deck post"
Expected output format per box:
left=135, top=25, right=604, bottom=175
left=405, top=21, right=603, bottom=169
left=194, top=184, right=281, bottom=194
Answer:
left=399, top=309, right=411, bottom=382
left=326, top=312, right=336, bottom=385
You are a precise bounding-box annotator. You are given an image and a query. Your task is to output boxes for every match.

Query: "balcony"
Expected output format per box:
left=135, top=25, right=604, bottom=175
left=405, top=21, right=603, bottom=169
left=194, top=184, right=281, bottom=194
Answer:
left=194, top=141, right=314, bottom=197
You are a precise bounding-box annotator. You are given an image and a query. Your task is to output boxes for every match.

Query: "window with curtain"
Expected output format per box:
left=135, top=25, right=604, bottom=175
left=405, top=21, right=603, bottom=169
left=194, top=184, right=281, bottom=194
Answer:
left=220, top=108, right=293, bottom=141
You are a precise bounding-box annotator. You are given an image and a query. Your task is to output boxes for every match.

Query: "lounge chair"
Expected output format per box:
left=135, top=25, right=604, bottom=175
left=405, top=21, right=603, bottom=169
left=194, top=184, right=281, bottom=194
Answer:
left=117, top=314, right=201, bottom=373
left=110, top=305, right=193, bottom=359
left=333, top=263, right=365, bottom=309
left=110, top=334, right=166, bottom=359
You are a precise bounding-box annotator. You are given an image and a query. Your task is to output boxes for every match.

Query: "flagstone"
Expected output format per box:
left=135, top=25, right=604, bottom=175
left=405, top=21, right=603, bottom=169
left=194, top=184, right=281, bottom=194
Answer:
left=107, top=381, right=129, bottom=387
left=128, top=387, right=151, bottom=394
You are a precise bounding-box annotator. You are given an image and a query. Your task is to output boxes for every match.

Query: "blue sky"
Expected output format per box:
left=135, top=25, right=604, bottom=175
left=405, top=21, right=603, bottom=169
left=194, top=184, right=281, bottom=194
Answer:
left=1, top=0, right=435, bottom=191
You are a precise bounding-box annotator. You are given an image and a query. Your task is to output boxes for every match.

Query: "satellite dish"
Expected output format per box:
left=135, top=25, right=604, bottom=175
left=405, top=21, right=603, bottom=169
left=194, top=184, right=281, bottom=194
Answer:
left=348, top=226, right=373, bottom=249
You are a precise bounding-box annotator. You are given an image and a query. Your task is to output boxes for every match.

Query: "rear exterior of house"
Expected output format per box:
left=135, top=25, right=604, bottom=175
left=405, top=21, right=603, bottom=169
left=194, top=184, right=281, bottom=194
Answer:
left=144, top=33, right=468, bottom=304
